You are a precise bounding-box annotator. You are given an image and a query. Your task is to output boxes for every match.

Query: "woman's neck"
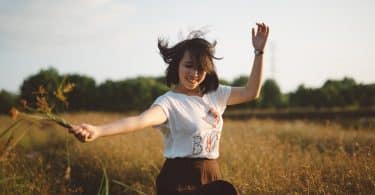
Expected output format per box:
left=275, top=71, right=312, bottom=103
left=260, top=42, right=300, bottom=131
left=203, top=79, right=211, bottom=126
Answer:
left=173, top=85, right=202, bottom=97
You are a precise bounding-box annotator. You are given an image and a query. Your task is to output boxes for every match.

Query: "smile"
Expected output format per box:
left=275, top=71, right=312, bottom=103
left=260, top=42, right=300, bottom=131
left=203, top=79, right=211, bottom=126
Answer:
left=187, top=78, right=198, bottom=84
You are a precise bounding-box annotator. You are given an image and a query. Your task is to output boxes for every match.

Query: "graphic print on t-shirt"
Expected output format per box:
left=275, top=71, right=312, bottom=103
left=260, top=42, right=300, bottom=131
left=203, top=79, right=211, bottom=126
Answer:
left=202, top=107, right=219, bottom=128
left=192, top=107, right=221, bottom=156
left=205, top=130, right=220, bottom=153
left=192, top=135, right=203, bottom=155
left=192, top=130, right=221, bottom=156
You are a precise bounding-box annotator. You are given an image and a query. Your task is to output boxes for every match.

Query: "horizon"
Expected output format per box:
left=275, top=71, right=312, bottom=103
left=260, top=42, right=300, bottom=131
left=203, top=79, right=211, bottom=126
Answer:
left=0, top=65, right=370, bottom=95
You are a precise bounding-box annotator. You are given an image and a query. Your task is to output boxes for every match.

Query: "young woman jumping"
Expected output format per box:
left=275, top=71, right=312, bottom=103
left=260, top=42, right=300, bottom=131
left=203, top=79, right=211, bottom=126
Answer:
left=70, top=23, right=269, bottom=195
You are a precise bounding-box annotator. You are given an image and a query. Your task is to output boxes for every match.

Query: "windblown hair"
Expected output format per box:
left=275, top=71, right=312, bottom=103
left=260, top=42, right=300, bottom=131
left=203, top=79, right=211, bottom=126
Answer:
left=157, top=30, right=222, bottom=94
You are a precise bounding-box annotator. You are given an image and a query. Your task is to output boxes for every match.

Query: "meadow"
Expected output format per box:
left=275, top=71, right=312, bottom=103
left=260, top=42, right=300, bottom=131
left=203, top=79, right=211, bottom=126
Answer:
left=1, top=112, right=375, bottom=194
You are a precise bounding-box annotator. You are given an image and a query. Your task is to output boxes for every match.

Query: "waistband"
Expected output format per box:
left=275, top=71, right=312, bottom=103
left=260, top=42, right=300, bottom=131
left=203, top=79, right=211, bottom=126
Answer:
left=166, top=157, right=216, bottom=161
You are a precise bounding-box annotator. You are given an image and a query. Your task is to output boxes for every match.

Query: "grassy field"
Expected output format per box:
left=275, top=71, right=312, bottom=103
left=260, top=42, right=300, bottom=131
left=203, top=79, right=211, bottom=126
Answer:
left=1, top=112, right=375, bottom=194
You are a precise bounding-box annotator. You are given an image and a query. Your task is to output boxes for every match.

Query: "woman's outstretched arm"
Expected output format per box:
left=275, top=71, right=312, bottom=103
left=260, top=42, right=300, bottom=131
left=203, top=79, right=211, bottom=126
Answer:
left=227, top=22, right=269, bottom=105
left=69, top=105, right=167, bottom=142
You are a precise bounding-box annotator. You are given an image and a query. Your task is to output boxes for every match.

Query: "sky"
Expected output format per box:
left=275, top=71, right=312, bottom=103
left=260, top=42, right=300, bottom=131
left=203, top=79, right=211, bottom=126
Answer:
left=0, top=0, right=374, bottom=93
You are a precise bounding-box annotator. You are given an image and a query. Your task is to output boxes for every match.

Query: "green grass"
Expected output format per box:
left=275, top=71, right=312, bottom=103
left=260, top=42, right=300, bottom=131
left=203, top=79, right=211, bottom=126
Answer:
left=1, top=113, right=375, bottom=194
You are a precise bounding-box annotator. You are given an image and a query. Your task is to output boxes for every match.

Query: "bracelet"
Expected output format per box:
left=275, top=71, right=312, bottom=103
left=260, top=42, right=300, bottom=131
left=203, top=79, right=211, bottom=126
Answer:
left=254, top=49, right=264, bottom=56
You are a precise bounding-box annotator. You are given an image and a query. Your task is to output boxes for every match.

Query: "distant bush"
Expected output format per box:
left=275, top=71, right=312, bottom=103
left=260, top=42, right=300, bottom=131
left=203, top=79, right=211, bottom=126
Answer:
left=1, top=68, right=374, bottom=113
left=0, top=90, right=18, bottom=114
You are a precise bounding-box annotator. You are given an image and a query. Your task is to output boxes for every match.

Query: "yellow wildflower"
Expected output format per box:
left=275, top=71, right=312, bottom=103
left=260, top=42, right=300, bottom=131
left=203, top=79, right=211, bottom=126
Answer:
left=63, top=82, right=75, bottom=93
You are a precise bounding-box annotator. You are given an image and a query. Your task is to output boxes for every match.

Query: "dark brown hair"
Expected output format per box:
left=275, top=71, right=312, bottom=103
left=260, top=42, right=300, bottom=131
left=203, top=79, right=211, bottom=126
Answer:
left=157, top=31, right=221, bottom=94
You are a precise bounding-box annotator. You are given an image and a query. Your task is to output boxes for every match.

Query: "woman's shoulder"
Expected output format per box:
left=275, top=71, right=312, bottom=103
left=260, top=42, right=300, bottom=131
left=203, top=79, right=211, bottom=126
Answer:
left=155, top=91, right=172, bottom=101
left=154, top=90, right=182, bottom=104
left=205, top=84, right=232, bottom=110
left=207, top=84, right=231, bottom=97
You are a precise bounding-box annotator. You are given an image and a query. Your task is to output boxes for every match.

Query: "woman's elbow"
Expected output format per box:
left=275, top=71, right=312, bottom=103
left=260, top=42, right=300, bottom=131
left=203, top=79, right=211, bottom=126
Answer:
left=243, top=86, right=261, bottom=102
left=247, top=91, right=260, bottom=102
left=254, top=91, right=261, bottom=100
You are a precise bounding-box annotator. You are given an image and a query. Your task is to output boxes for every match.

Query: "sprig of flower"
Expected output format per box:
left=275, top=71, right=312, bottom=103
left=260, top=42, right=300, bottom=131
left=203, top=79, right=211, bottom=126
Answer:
left=2, top=76, right=75, bottom=177
left=10, top=77, right=74, bottom=128
left=54, top=76, right=75, bottom=107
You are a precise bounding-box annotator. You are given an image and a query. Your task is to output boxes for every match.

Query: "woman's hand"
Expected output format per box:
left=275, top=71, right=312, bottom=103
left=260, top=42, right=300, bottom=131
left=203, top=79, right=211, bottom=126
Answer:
left=69, top=123, right=101, bottom=142
left=252, top=22, right=270, bottom=51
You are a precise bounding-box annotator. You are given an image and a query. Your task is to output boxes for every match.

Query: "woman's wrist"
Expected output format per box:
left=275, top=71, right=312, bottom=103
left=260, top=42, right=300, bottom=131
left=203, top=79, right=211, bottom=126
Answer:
left=253, top=48, right=264, bottom=56
left=96, top=125, right=106, bottom=137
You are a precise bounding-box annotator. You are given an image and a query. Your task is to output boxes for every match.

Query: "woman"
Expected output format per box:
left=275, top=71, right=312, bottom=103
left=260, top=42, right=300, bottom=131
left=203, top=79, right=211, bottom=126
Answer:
left=70, top=23, right=269, bottom=195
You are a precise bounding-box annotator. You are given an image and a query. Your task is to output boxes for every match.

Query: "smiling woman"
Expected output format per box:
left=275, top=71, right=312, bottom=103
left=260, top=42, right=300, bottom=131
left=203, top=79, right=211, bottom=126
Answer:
left=158, top=32, right=221, bottom=96
left=69, top=23, right=269, bottom=195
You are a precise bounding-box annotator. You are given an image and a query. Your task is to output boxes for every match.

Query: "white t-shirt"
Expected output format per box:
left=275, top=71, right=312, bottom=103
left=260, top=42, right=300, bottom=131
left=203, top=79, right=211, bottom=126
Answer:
left=151, top=85, right=232, bottom=159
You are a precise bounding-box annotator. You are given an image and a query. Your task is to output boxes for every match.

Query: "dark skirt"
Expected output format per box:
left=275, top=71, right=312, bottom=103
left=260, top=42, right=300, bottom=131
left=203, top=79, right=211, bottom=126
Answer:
left=156, top=158, right=237, bottom=195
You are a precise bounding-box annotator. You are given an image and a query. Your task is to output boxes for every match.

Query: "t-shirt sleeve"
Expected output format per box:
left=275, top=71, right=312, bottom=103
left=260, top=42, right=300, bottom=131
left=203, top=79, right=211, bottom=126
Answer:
left=151, top=95, right=170, bottom=121
left=214, top=84, right=232, bottom=114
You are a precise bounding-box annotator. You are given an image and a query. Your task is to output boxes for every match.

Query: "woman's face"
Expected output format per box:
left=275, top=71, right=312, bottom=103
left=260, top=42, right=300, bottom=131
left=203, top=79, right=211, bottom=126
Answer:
left=177, top=50, right=207, bottom=92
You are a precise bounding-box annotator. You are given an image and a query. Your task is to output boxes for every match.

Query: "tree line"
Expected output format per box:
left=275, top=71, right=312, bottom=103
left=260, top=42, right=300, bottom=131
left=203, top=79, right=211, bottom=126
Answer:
left=0, top=67, right=374, bottom=114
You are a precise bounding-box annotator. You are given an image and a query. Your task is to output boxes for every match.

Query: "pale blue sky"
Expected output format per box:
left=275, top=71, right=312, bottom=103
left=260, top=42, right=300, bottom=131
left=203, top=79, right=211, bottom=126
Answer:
left=0, top=0, right=374, bottom=93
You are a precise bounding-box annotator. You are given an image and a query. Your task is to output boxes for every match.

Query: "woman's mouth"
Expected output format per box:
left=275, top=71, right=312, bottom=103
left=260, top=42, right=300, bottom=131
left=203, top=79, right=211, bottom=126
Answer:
left=187, top=77, right=199, bottom=84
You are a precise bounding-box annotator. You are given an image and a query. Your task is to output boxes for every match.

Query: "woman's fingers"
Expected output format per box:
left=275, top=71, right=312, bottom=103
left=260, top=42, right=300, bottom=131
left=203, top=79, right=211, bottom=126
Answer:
left=77, top=130, right=89, bottom=142
left=86, top=134, right=96, bottom=142
left=69, top=125, right=79, bottom=133
left=69, top=123, right=99, bottom=142
left=255, top=22, right=268, bottom=35
left=80, top=130, right=89, bottom=138
left=69, top=124, right=92, bottom=142
left=252, top=22, right=270, bottom=51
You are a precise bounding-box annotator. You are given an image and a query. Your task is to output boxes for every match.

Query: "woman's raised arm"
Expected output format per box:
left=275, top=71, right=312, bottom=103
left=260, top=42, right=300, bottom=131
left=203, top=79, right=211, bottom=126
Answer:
left=69, top=105, right=167, bottom=142
left=227, top=22, right=269, bottom=105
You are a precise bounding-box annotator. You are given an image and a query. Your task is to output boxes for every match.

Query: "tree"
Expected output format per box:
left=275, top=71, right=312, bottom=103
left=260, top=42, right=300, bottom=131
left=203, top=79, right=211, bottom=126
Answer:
left=0, top=90, right=18, bottom=113
left=219, top=79, right=230, bottom=85
left=231, top=76, right=248, bottom=86
left=95, top=77, right=169, bottom=111
left=63, top=74, right=97, bottom=111
left=354, top=84, right=375, bottom=107
left=289, top=85, right=310, bottom=107
left=259, top=79, right=282, bottom=108
left=230, top=75, right=261, bottom=109
left=20, top=67, right=64, bottom=112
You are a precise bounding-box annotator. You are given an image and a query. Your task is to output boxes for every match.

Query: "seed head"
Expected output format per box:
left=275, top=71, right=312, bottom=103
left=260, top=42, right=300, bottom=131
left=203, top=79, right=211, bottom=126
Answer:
left=9, top=107, right=19, bottom=120
left=20, top=99, right=27, bottom=108
left=37, top=85, right=46, bottom=95
left=63, top=82, right=75, bottom=93
left=36, top=96, right=51, bottom=113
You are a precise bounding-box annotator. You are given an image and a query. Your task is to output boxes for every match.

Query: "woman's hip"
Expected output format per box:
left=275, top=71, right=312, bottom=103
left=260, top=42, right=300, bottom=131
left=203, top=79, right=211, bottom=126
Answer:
left=156, top=158, right=221, bottom=193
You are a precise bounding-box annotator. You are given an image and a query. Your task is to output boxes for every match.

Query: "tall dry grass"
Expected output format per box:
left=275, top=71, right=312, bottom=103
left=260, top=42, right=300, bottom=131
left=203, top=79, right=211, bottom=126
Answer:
left=0, top=112, right=374, bottom=194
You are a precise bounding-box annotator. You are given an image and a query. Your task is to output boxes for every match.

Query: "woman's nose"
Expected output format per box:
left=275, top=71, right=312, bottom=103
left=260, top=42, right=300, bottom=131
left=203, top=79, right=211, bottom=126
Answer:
left=189, top=69, right=199, bottom=77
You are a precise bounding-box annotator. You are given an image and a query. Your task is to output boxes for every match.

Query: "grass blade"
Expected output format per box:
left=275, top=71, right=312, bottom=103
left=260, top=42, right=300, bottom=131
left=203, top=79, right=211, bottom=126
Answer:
left=0, top=119, right=23, bottom=138
left=98, top=160, right=109, bottom=195
left=97, top=174, right=105, bottom=195
left=0, top=176, right=22, bottom=184
left=0, top=128, right=29, bottom=161
left=112, top=179, right=147, bottom=195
